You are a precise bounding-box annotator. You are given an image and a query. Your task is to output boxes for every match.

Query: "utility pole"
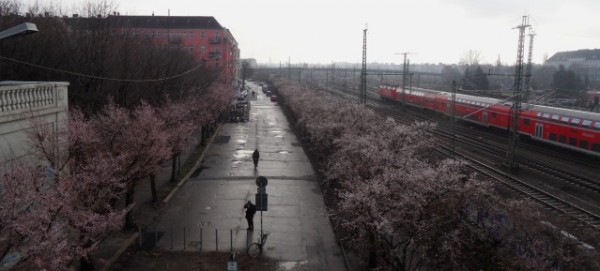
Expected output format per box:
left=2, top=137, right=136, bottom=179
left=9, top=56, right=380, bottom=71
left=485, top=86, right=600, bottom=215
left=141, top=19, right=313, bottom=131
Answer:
left=451, top=80, right=457, bottom=158
left=523, top=29, right=536, bottom=104
left=395, top=52, right=412, bottom=109
left=360, top=27, right=367, bottom=104
left=505, top=15, right=530, bottom=169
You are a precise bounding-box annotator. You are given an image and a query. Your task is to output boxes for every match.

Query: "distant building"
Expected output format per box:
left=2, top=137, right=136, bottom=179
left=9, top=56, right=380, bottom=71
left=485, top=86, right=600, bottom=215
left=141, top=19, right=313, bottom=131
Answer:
left=545, top=49, right=600, bottom=87
left=104, top=15, right=240, bottom=86
left=62, top=15, right=240, bottom=86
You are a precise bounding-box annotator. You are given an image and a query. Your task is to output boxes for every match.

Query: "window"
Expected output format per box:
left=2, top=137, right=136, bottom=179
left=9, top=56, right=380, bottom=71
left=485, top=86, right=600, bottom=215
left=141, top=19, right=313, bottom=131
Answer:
left=569, top=137, right=577, bottom=146
left=560, top=116, right=569, bottom=124
left=543, top=113, right=550, bottom=119
left=551, top=115, right=560, bottom=122
left=492, top=112, right=497, bottom=118
left=570, top=118, right=581, bottom=126
left=580, top=140, right=589, bottom=149
left=200, top=45, right=205, bottom=52
left=523, top=118, right=530, bottom=126
left=536, top=112, right=542, bottom=118
left=582, top=120, right=593, bottom=128
left=558, top=135, right=566, bottom=143
left=190, top=32, right=193, bottom=38
left=549, top=133, right=556, bottom=141
left=594, top=122, right=600, bottom=130
left=201, top=32, right=205, bottom=38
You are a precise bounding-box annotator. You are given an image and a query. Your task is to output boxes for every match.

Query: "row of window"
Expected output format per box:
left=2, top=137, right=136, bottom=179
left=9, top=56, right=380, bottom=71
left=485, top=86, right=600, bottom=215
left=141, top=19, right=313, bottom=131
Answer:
left=127, top=30, right=218, bottom=40
left=152, top=44, right=222, bottom=55
left=536, top=112, right=600, bottom=130
left=548, top=133, right=600, bottom=153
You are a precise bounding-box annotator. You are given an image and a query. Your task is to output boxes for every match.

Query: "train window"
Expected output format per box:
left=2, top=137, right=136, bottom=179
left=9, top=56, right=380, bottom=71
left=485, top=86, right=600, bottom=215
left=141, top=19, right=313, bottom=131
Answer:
left=582, top=120, right=593, bottom=128
left=549, top=133, right=556, bottom=141
left=570, top=118, right=581, bottom=126
left=523, top=118, right=530, bottom=126
left=536, top=112, right=542, bottom=118
left=580, top=140, right=588, bottom=149
left=551, top=115, right=560, bottom=122
left=543, top=113, right=550, bottom=119
left=560, top=116, right=569, bottom=123
left=559, top=135, right=566, bottom=143
left=593, top=143, right=600, bottom=153
left=492, top=112, right=497, bottom=118
left=594, top=122, right=600, bottom=130
left=569, top=138, right=577, bottom=146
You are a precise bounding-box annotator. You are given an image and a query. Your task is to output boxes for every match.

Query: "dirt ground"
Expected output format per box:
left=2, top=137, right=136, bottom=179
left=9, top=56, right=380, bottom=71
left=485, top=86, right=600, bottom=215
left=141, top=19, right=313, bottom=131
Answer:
left=110, top=249, right=291, bottom=271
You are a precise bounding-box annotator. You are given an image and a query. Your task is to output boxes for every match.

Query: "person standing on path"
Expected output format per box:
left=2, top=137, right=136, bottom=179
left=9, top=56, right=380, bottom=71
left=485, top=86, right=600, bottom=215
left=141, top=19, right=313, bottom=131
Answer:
left=252, top=149, right=260, bottom=168
left=243, top=201, right=257, bottom=230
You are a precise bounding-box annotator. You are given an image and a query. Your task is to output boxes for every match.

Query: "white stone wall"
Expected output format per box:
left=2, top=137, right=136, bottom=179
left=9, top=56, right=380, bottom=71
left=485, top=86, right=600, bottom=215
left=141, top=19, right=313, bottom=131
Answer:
left=0, top=81, right=69, bottom=165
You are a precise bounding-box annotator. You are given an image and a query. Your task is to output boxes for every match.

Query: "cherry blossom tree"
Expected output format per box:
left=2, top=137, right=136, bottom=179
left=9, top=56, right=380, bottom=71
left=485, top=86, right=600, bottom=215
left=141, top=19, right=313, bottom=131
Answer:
left=1, top=113, right=128, bottom=270
left=270, top=78, right=600, bottom=270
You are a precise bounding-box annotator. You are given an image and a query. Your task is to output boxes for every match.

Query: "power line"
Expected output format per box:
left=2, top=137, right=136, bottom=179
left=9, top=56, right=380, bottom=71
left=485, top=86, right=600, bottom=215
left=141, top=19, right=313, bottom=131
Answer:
left=0, top=55, right=209, bottom=83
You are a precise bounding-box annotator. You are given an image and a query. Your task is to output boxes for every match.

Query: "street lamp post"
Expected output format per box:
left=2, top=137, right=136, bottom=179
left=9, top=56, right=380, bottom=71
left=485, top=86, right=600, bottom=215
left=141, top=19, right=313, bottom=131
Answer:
left=0, top=22, right=38, bottom=40
left=1, top=22, right=39, bottom=81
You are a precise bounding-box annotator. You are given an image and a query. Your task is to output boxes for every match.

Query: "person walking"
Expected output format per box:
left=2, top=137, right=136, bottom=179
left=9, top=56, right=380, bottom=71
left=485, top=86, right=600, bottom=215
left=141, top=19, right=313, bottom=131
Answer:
left=243, top=201, right=257, bottom=230
left=252, top=148, right=260, bottom=168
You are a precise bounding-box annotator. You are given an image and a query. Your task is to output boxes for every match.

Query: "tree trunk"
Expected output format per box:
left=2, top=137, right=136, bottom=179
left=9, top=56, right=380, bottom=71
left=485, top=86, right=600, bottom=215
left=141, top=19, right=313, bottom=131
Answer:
left=201, top=125, right=207, bottom=146
left=150, top=174, right=158, bottom=202
left=125, top=184, right=136, bottom=229
left=170, top=154, right=180, bottom=182
left=368, top=231, right=377, bottom=270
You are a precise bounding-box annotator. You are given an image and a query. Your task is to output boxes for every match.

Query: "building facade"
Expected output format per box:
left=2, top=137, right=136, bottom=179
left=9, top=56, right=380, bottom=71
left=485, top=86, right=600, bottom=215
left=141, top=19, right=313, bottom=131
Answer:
left=105, top=15, right=240, bottom=86
left=546, top=49, right=600, bottom=87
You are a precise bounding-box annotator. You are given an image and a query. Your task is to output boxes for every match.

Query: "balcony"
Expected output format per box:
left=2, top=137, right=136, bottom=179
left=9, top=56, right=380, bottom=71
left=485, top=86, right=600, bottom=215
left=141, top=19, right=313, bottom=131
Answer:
left=1, top=81, right=69, bottom=163
left=209, top=38, right=221, bottom=44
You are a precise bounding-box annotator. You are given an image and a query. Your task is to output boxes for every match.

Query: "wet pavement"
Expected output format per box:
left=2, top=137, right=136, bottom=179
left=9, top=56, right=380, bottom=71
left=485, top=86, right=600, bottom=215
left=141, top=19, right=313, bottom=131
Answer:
left=154, top=82, right=347, bottom=270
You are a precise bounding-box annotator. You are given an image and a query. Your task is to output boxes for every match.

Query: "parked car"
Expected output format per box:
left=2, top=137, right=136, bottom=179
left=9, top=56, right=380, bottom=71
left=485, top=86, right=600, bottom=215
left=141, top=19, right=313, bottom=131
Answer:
left=270, top=95, right=278, bottom=102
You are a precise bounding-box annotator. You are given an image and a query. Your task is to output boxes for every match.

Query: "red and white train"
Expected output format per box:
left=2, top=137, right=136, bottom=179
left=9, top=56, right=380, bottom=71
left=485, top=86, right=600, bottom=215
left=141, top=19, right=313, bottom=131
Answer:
left=379, top=86, right=600, bottom=157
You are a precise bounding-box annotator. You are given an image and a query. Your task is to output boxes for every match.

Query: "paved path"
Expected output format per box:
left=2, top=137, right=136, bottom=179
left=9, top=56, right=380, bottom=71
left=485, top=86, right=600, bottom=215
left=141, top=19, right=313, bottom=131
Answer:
left=154, top=81, right=346, bottom=270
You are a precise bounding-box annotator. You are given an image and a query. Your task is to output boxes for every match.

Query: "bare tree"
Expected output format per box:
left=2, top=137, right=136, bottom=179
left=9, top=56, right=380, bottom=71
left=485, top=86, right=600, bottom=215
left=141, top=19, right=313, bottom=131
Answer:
left=459, top=49, right=483, bottom=66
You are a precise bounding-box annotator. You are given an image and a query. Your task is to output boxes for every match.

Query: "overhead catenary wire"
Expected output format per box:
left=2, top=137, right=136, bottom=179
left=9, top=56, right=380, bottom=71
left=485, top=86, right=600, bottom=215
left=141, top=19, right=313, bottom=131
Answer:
left=0, top=55, right=210, bottom=83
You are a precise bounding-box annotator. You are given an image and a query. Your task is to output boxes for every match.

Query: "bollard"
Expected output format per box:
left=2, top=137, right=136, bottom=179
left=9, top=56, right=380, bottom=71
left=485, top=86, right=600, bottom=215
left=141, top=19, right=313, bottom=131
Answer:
left=200, top=226, right=203, bottom=252
left=170, top=224, right=173, bottom=250
left=216, top=229, right=219, bottom=251
left=155, top=225, right=158, bottom=247
left=183, top=226, right=186, bottom=251
left=230, top=229, right=233, bottom=252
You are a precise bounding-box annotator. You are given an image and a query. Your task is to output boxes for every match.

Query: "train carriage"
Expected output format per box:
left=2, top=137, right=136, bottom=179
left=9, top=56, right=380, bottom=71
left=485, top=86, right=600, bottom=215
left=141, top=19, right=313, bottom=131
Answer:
left=379, top=85, right=600, bottom=157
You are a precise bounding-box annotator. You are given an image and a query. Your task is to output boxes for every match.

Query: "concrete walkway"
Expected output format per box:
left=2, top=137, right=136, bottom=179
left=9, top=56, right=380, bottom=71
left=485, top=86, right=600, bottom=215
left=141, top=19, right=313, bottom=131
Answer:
left=153, top=81, right=347, bottom=270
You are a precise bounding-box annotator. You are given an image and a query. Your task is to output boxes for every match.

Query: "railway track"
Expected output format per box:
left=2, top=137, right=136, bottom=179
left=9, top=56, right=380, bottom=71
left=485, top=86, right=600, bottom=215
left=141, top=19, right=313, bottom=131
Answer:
left=438, top=146, right=600, bottom=231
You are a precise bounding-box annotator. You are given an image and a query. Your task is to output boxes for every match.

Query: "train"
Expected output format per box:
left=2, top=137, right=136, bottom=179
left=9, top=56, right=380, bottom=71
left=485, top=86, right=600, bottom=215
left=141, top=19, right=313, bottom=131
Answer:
left=379, top=86, right=600, bottom=157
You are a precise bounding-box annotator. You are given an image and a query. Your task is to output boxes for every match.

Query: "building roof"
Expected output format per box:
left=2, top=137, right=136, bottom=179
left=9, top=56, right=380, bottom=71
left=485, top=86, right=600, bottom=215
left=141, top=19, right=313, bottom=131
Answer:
left=547, top=49, right=600, bottom=62
left=106, top=15, right=224, bottom=30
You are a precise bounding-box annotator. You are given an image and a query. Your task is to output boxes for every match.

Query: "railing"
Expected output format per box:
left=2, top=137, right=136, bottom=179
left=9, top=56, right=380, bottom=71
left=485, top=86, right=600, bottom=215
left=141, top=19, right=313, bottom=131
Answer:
left=0, top=81, right=69, bottom=164
left=0, top=81, right=69, bottom=116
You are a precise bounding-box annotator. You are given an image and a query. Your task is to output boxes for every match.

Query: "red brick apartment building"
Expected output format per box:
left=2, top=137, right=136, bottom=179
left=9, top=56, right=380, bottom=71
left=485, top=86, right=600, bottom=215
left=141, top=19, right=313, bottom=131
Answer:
left=105, top=15, right=240, bottom=86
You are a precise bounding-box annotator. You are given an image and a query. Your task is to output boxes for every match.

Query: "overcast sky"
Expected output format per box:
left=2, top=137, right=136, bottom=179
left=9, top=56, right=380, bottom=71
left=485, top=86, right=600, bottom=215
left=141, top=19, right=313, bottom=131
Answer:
left=54, top=0, right=600, bottom=65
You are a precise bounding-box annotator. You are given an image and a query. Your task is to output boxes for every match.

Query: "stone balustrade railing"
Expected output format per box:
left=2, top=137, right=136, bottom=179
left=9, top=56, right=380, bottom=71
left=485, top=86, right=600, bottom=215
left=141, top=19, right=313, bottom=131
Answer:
left=0, top=81, right=69, bottom=164
left=0, top=81, right=69, bottom=116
